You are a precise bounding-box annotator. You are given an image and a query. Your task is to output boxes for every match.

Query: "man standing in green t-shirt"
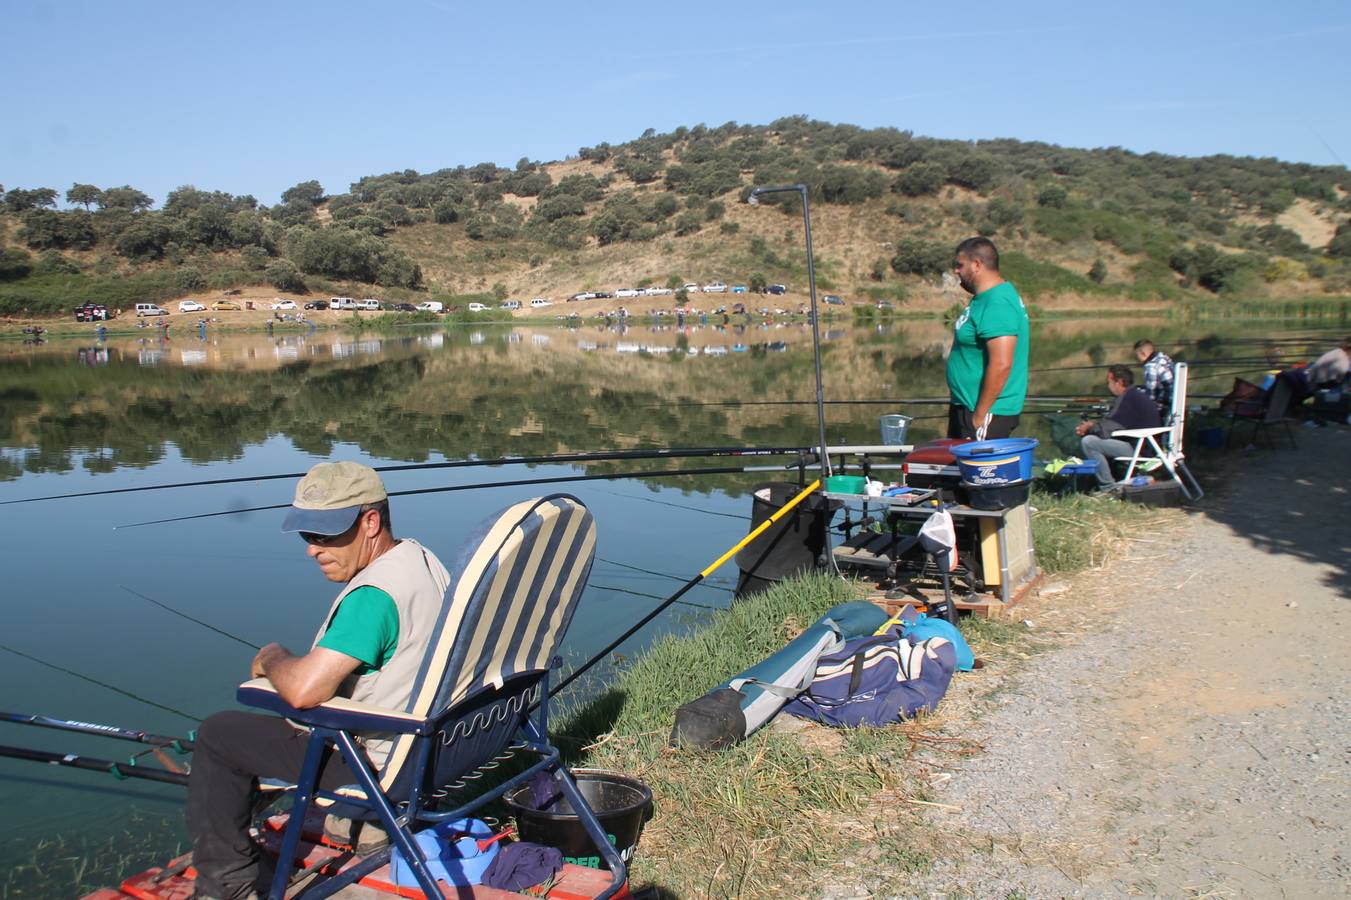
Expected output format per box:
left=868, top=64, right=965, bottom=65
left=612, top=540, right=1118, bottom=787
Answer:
left=945, top=237, right=1030, bottom=440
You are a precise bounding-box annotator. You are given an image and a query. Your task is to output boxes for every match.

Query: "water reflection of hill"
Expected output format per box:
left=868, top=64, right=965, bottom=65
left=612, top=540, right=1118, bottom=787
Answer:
left=1, top=318, right=1333, bottom=487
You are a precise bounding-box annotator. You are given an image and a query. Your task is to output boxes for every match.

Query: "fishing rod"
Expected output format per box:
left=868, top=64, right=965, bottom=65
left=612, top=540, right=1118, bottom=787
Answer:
left=0, top=711, right=194, bottom=752
left=0, top=642, right=201, bottom=722
left=119, top=584, right=261, bottom=650
left=2, top=444, right=814, bottom=507
left=549, top=479, right=823, bottom=699
left=0, top=744, right=189, bottom=787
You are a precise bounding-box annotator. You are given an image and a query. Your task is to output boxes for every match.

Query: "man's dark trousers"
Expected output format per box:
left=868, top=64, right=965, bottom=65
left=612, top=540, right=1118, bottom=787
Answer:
left=186, top=710, right=360, bottom=899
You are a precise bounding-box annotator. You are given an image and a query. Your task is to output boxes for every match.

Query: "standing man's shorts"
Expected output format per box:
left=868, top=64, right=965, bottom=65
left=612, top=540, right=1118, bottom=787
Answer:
left=946, top=405, right=1020, bottom=441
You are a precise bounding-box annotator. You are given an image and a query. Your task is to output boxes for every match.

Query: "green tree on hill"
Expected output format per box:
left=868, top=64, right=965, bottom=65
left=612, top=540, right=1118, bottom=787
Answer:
left=894, top=163, right=945, bottom=197
left=281, top=180, right=325, bottom=206
left=99, top=185, right=154, bottom=211
left=66, top=183, right=101, bottom=210
left=4, top=187, right=58, bottom=212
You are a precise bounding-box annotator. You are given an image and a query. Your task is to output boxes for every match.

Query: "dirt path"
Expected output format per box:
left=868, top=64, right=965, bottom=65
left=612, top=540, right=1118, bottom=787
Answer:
left=901, top=427, right=1351, bottom=898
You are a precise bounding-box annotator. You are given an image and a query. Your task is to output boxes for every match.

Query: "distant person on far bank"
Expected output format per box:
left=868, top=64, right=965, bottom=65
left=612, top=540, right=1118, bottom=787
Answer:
left=1133, top=339, right=1175, bottom=416
left=945, top=237, right=1030, bottom=441
left=1076, top=364, right=1160, bottom=489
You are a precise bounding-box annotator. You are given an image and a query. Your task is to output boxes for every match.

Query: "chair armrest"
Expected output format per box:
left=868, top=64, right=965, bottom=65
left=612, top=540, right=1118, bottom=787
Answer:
left=1111, top=427, right=1169, bottom=439
left=237, top=678, right=431, bottom=735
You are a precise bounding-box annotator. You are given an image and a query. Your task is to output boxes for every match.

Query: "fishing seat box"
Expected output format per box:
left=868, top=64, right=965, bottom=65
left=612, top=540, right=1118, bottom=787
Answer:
left=1121, top=479, right=1181, bottom=508
left=902, top=438, right=970, bottom=501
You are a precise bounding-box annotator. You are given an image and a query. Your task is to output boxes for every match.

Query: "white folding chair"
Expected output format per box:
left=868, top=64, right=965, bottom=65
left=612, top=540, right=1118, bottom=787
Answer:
left=1114, top=361, right=1204, bottom=500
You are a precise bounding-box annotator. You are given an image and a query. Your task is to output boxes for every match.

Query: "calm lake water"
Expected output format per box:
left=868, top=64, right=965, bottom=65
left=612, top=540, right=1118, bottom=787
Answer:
left=0, top=314, right=1342, bottom=893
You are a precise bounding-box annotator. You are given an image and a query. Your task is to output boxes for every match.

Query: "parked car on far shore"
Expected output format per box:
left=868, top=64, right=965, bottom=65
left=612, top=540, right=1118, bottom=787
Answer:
left=73, top=302, right=110, bottom=322
left=303, top=299, right=329, bottom=310
left=178, top=300, right=206, bottom=313
left=271, top=299, right=297, bottom=310
left=767, top=284, right=787, bottom=295
left=211, top=300, right=241, bottom=311
left=467, top=302, right=488, bottom=312
left=703, top=282, right=728, bottom=293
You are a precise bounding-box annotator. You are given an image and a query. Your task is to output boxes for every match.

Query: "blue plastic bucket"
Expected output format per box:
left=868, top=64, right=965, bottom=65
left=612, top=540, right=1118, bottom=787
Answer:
left=389, top=817, right=499, bottom=888
left=948, top=438, right=1039, bottom=486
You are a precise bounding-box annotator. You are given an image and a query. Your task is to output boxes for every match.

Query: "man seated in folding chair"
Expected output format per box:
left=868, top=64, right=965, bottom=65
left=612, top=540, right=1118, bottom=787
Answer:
left=186, top=461, right=453, bottom=900
left=1074, top=364, right=1160, bottom=491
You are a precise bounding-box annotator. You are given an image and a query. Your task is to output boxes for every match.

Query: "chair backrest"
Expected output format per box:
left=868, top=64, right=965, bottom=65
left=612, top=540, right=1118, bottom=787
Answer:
left=1264, top=375, right=1294, bottom=423
left=1166, top=362, right=1189, bottom=454
left=379, top=494, right=596, bottom=790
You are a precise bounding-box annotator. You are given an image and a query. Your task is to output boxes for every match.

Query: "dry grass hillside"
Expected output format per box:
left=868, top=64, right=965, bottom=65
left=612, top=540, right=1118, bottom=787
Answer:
left=4, top=119, right=1349, bottom=317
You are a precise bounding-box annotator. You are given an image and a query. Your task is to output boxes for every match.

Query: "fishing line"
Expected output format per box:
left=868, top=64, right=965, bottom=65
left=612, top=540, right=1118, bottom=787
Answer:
left=596, top=556, right=736, bottom=591
left=589, top=487, right=750, bottom=520
left=119, top=584, right=261, bottom=650
left=0, top=643, right=200, bottom=722
left=3, top=445, right=810, bottom=507
left=590, top=583, right=721, bottom=611
left=113, top=465, right=757, bottom=530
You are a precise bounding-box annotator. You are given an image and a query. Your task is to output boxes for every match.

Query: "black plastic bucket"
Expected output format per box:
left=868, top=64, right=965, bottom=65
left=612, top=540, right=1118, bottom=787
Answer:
left=734, top=481, right=841, bottom=598
left=503, top=769, right=653, bottom=869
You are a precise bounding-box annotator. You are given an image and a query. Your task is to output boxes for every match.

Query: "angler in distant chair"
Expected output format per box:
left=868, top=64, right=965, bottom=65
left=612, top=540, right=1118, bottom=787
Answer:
left=185, top=461, right=450, bottom=900
left=1075, top=364, right=1160, bottom=490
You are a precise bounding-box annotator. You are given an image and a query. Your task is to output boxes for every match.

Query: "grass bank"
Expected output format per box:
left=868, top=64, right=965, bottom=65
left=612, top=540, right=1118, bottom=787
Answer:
left=552, top=487, right=1162, bottom=896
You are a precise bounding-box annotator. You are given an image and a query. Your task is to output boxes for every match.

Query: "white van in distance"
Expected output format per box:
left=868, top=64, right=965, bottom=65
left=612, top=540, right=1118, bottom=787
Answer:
left=330, top=297, right=358, bottom=310
left=359, top=298, right=381, bottom=311
left=415, top=301, right=444, bottom=313
left=135, top=303, right=168, bottom=317
left=529, top=298, right=552, bottom=308
left=500, top=300, right=521, bottom=311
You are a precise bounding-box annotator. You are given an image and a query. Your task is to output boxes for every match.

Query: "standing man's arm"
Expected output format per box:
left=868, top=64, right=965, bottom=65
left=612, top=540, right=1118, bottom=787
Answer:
left=251, top=644, right=361, bottom=709
left=972, top=335, right=1017, bottom=429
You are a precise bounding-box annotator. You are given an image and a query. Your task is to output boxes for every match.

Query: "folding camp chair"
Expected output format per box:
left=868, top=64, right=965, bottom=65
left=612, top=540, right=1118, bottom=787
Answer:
left=1113, top=361, right=1204, bottom=500
left=237, top=494, right=625, bottom=900
left=1225, top=372, right=1299, bottom=449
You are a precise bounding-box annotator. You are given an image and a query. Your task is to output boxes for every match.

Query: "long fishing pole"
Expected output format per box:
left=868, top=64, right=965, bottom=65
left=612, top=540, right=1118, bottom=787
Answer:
left=0, top=643, right=200, bottom=722
left=549, top=479, right=822, bottom=699
left=0, top=744, right=189, bottom=787
left=0, top=711, right=195, bottom=752
left=114, top=464, right=757, bottom=530
left=119, top=585, right=260, bottom=649
left=3, top=445, right=813, bottom=507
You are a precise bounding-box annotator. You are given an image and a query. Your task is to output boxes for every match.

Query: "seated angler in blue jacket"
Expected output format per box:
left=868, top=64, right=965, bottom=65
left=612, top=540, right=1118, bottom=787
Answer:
left=1075, top=364, right=1160, bottom=489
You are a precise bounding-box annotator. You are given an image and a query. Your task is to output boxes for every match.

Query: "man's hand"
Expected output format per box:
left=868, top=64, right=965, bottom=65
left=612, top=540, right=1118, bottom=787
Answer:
left=1075, top=421, right=1094, bottom=437
left=251, top=642, right=289, bottom=679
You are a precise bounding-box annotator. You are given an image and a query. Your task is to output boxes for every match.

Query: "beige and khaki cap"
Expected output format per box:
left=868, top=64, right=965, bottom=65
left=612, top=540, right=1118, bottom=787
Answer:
left=281, top=461, right=388, bottom=535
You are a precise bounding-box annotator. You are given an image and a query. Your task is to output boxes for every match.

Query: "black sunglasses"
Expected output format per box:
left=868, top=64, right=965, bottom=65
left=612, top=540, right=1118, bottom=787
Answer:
left=299, top=517, right=361, bottom=546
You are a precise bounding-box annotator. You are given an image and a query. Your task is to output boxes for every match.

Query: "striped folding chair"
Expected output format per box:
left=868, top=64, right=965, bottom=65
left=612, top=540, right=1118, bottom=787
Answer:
left=237, top=494, right=623, bottom=899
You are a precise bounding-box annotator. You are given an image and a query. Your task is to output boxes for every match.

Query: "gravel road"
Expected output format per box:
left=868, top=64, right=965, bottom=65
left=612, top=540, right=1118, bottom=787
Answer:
left=888, top=426, right=1350, bottom=898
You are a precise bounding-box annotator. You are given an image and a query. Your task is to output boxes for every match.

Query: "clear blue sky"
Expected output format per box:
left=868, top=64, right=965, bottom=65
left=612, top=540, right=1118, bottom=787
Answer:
left=5, top=0, right=1348, bottom=206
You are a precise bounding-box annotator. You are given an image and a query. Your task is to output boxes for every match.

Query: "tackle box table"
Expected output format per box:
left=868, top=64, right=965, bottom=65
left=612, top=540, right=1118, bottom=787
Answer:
left=823, top=491, right=1039, bottom=612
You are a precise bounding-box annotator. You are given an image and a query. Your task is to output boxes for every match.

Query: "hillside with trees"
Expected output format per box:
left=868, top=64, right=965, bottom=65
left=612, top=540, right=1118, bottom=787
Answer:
left=2, top=117, right=1348, bottom=316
